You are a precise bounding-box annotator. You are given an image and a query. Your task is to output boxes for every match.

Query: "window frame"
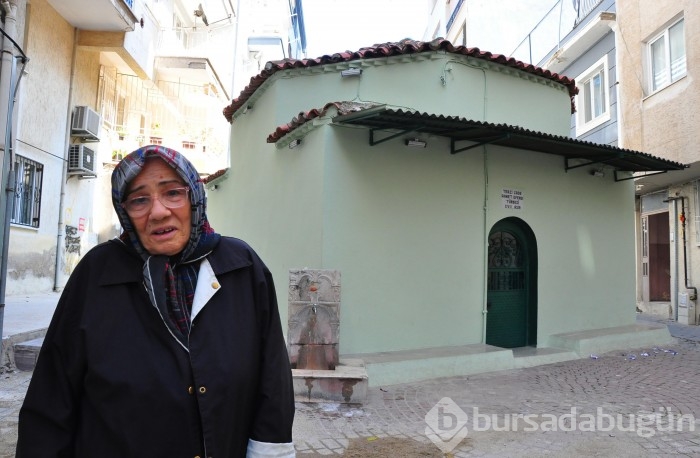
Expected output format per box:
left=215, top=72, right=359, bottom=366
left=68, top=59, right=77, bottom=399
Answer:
left=11, top=155, right=43, bottom=228
left=575, top=55, right=611, bottom=136
left=646, top=17, right=686, bottom=94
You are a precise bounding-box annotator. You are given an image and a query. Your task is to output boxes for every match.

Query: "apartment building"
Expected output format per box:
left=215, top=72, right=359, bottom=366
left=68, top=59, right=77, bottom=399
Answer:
left=616, top=1, right=699, bottom=324
left=0, top=0, right=303, bottom=295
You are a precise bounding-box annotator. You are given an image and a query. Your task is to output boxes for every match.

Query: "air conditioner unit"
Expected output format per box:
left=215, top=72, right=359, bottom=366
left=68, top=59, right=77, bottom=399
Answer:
left=68, top=144, right=96, bottom=176
left=71, top=106, right=101, bottom=140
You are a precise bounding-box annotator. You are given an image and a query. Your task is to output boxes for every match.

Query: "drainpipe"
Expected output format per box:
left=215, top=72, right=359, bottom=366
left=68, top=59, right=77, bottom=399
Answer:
left=0, top=0, right=28, bottom=365
left=678, top=197, right=697, bottom=302
left=665, top=196, right=698, bottom=320
left=0, top=0, right=14, bottom=363
left=53, top=28, right=78, bottom=291
left=481, top=145, right=489, bottom=343
left=673, top=198, right=679, bottom=321
left=665, top=196, right=680, bottom=320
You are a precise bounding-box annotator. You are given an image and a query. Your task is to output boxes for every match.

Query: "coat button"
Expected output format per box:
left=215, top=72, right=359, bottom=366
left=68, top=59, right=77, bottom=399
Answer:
left=211, top=281, right=220, bottom=289
left=199, top=386, right=207, bottom=394
left=188, top=386, right=194, bottom=395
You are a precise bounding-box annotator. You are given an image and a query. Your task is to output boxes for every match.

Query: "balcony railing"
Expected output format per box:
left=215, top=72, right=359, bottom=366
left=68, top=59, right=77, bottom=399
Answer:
left=510, top=0, right=604, bottom=65
left=446, top=0, right=465, bottom=34
left=573, top=0, right=604, bottom=25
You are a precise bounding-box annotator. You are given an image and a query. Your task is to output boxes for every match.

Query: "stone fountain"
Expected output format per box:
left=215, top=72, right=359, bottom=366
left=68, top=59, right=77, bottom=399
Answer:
left=288, top=269, right=367, bottom=403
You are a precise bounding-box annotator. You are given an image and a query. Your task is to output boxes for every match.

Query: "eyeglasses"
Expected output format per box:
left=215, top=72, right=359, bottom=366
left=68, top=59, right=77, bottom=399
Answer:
left=121, top=186, right=190, bottom=217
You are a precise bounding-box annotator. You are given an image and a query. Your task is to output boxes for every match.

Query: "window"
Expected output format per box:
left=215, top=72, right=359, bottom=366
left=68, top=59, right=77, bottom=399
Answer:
left=12, top=155, right=43, bottom=228
left=648, top=18, right=686, bottom=93
left=575, top=56, right=610, bottom=135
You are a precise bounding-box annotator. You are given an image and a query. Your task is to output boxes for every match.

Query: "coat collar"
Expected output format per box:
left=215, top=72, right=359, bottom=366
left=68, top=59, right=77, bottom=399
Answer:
left=98, top=237, right=252, bottom=286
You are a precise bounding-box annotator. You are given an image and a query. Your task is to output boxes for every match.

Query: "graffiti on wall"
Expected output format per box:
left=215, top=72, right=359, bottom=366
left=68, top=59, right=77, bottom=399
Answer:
left=65, top=225, right=81, bottom=254
left=63, top=224, right=81, bottom=274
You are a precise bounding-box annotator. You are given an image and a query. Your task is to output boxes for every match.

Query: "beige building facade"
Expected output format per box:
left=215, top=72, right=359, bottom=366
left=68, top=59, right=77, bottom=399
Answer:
left=0, top=0, right=303, bottom=296
left=617, top=1, right=700, bottom=324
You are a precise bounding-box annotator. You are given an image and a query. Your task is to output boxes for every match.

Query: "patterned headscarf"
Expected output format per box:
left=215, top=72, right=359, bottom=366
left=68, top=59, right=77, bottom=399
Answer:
left=111, top=145, right=220, bottom=346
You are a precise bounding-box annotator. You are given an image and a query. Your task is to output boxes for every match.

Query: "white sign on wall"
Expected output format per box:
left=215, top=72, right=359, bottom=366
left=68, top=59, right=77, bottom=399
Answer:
left=501, top=188, right=524, bottom=210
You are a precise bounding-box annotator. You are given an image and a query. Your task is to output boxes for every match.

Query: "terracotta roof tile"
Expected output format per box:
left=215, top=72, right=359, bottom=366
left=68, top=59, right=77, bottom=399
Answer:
left=202, top=167, right=228, bottom=184
left=223, top=38, right=578, bottom=123
left=266, top=101, right=380, bottom=143
left=270, top=104, right=686, bottom=172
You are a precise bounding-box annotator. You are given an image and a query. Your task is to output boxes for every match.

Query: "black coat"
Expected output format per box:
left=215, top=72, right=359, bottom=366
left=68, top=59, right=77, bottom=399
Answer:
left=17, top=237, right=294, bottom=457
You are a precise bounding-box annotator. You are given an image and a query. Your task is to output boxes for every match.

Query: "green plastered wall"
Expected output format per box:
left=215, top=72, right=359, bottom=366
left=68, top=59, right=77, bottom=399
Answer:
left=483, top=147, right=637, bottom=346
left=241, top=53, right=572, bottom=137
left=320, top=127, right=483, bottom=354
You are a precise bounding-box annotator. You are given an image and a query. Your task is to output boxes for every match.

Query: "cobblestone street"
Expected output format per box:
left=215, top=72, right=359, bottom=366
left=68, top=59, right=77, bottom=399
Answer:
left=2, top=319, right=700, bottom=457
left=292, top=338, right=700, bottom=456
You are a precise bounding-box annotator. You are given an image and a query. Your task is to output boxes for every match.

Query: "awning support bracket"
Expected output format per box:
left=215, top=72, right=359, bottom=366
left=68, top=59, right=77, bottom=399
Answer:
left=450, top=134, right=509, bottom=155
left=614, top=170, right=667, bottom=182
left=369, top=126, right=424, bottom=146
left=564, top=155, right=624, bottom=172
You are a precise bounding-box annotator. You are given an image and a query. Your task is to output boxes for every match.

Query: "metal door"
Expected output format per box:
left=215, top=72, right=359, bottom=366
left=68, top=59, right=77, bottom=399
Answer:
left=486, top=219, right=537, bottom=348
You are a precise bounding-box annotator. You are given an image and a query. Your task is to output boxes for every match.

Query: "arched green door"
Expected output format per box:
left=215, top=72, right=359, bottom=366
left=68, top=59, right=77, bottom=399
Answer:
left=486, top=218, right=537, bottom=348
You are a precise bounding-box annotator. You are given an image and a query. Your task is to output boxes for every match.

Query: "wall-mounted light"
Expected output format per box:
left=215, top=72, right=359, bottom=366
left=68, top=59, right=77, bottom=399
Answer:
left=405, top=138, right=427, bottom=148
left=340, top=68, right=363, bottom=78
left=590, top=170, right=605, bottom=178
left=288, top=138, right=302, bottom=149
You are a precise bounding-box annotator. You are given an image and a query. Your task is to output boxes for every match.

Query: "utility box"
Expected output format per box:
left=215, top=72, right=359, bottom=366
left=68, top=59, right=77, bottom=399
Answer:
left=678, top=292, right=696, bottom=325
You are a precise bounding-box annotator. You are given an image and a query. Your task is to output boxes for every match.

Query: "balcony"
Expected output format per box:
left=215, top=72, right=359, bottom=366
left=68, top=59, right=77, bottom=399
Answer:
left=510, top=0, right=606, bottom=66
left=156, top=26, right=235, bottom=98
left=47, top=0, right=137, bottom=32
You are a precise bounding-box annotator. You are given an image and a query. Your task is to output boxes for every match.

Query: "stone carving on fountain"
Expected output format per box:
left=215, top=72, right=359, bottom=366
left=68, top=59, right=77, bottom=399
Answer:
left=287, top=269, right=367, bottom=403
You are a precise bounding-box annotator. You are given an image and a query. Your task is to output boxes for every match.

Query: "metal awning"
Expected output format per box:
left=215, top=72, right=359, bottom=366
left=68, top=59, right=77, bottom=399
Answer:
left=332, top=107, right=687, bottom=179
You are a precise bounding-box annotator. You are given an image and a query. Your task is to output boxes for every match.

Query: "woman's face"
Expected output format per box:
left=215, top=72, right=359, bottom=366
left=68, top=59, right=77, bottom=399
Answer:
left=125, top=159, right=192, bottom=256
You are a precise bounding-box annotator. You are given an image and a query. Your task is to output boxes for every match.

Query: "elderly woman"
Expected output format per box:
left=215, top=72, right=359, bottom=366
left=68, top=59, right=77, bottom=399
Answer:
left=17, top=145, right=295, bottom=457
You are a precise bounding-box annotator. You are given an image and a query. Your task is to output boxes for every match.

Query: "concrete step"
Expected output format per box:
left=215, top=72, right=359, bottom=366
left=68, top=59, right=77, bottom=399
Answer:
left=546, top=322, right=675, bottom=356
left=2, top=328, right=46, bottom=371
left=349, top=344, right=516, bottom=387
left=12, top=337, right=44, bottom=371
left=512, top=346, right=579, bottom=368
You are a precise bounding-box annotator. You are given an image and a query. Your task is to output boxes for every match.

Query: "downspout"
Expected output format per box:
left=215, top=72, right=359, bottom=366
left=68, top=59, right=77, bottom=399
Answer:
left=0, top=0, right=14, bottom=363
left=665, top=196, right=680, bottom=320
left=665, top=196, right=697, bottom=319
left=678, top=197, right=697, bottom=302
left=673, top=198, right=679, bottom=321
left=0, top=0, right=28, bottom=365
left=53, top=28, right=78, bottom=291
left=481, top=145, right=489, bottom=343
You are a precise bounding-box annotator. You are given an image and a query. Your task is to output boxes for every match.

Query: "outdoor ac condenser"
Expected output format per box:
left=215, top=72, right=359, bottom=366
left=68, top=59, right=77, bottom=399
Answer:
left=68, top=144, right=96, bottom=176
left=71, top=106, right=101, bottom=140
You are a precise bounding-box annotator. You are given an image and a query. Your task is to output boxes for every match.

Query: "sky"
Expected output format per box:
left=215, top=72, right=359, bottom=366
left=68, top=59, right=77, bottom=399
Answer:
left=302, top=0, right=427, bottom=57
left=302, top=0, right=558, bottom=61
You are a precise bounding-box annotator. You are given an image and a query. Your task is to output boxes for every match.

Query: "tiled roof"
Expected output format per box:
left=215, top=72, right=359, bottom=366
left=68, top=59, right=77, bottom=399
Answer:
left=223, top=38, right=578, bottom=123
left=266, top=103, right=686, bottom=173
left=266, top=101, right=380, bottom=143
left=202, top=167, right=227, bottom=184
